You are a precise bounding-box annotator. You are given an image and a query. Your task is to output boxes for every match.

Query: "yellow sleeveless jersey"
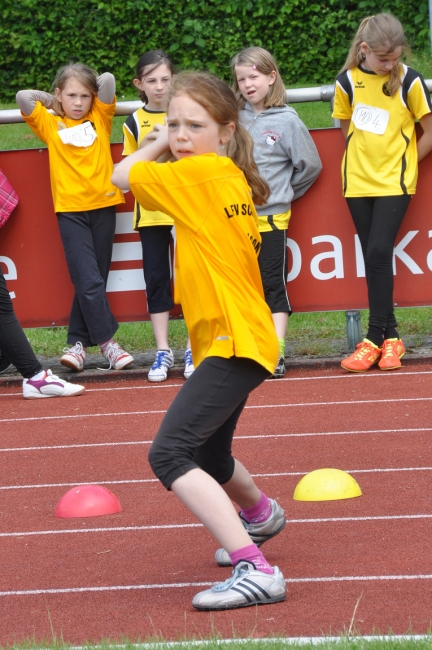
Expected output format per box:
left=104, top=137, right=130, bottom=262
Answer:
left=129, top=153, right=279, bottom=373
left=332, top=63, right=432, bottom=197
left=22, top=97, right=124, bottom=212
left=122, top=107, right=174, bottom=228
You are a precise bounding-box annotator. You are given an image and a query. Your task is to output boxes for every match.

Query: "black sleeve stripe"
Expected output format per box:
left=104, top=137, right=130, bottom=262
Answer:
left=336, top=70, right=353, bottom=106
left=124, top=113, right=139, bottom=143
left=402, top=67, right=432, bottom=113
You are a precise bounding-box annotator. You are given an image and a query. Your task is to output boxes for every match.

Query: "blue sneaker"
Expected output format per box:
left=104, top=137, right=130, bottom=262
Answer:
left=148, top=349, right=174, bottom=382
left=184, top=348, right=194, bottom=379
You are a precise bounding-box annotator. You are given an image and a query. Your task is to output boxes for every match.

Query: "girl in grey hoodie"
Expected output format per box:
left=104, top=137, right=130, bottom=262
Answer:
left=232, top=47, right=322, bottom=377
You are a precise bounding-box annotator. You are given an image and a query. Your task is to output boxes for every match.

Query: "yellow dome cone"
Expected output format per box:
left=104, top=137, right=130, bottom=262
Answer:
left=293, top=468, right=362, bottom=502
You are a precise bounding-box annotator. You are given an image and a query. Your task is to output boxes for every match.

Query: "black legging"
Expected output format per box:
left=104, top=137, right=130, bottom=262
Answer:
left=0, top=264, right=42, bottom=378
left=346, top=195, right=411, bottom=347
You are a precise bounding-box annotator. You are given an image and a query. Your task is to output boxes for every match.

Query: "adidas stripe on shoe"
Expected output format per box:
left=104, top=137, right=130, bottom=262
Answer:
left=192, top=561, right=286, bottom=610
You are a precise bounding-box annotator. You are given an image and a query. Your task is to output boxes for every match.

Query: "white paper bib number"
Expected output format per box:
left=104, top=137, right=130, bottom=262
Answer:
left=58, top=121, right=97, bottom=147
left=352, top=103, right=390, bottom=135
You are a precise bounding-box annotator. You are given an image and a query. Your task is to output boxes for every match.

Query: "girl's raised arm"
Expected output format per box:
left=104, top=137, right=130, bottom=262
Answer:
left=16, top=89, right=59, bottom=117
left=97, top=72, right=116, bottom=105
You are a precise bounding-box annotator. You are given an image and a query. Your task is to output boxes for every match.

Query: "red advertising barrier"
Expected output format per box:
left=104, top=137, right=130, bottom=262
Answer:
left=1, top=129, right=432, bottom=328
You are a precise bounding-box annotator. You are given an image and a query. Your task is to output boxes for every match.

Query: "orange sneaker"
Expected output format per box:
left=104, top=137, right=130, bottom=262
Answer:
left=378, top=338, right=405, bottom=370
left=341, top=339, right=382, bottom=372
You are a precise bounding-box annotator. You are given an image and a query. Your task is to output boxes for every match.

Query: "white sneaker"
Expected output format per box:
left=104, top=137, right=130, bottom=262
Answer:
left=102, top=341, right=134, bottom=370
left=183, top=348, right=194, bottom=379
left=215, top=499, right=286, bottom=567
left=148, top=349, right=174, bottom=382
left=23, top=370, right=85, bottom=399
left=60, top=342, right=87, bottom=372
left=192, top=561, right=286, bottom=610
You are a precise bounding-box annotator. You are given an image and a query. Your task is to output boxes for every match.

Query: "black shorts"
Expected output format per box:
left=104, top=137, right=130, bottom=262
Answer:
left=148, top=356, right=270, bottom=489
left=259, top=230, right=292, bottom=314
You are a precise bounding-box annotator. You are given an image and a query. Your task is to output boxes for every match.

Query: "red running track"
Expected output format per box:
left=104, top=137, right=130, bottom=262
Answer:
left=1, top=363, right=432, bottom=643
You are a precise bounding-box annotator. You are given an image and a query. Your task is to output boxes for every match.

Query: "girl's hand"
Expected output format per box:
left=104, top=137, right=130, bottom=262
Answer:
left=139, top=123, right=169, bottom=149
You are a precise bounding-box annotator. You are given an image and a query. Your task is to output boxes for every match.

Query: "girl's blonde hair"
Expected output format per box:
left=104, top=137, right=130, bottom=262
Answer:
left=168, top=71, right=270, bottom=206
left=231, top=47, right=286, bottom=109
left=340, top=13, right=406, bottom=96
left=52, top=62, right=99, bottom=96
left=134, top=50, right=175, bottom=103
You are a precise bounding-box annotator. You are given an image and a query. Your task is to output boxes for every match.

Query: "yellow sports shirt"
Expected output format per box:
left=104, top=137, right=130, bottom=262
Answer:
left=22, top=97, right=124, bottom=212
left=129, top=153, right=279, bottom=373
left=258, top=210, right=291, bottom=232
left=123, top=107, right=174, bottom=228
left=333, top=63, right=432, bottom=197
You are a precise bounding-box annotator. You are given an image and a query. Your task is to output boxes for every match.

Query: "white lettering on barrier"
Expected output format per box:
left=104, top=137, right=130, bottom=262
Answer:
left=286, top=237, right=301, bottom=281
left=106, top=269, right=146, bottom=293
left=354, top=234, right=365, bottom=277
left=114, top=212, right=135, bottom=234
left=310, top=235, right=344, bottom=280
left=427, top=230, right=432, bottom=271
left=393, top=231, right=423, bottom=275
left=0, top=256, right=17, bottom=299
left=111, top=242, right=142, bottom=263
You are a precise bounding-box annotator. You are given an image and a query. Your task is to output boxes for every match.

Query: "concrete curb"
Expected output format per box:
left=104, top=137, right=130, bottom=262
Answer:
left=1, top=342, right=432, bottom=388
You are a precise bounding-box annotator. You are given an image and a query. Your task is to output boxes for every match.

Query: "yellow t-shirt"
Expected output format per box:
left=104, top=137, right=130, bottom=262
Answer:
left=258, top=210, right=291, bottom=232
left=22, top=97, right=124, bottom=212
left=122, top=106, right=174, bottom=228
left=129, top=153, right=279, bottom=373
left=332, top=63, right=432, bottom=197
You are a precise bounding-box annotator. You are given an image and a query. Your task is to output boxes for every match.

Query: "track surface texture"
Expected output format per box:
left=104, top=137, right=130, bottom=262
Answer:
left=1, top=361, right=432, bottom=643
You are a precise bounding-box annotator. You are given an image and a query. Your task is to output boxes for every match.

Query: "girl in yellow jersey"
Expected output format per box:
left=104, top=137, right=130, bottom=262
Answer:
left=112, top=72, right=286, bottom=611
left=123, top=50, right=194, bottom=382
left=333, top=14, right=432, bottom=372
left=16, top=64, right=134, bottom=372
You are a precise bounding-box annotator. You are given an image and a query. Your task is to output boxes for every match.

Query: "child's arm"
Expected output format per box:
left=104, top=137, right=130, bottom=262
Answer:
left=417, top=113, right=432, bottom=162
left=287, top=116, right=323, bottom=200
left=340, top=119, right=351, bottom=139
left=97, top=72, right=116, bottom=105
left=16, top=89, right=63, bottom=117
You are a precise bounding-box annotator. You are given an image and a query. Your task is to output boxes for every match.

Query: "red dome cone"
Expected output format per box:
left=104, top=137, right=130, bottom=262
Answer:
left=55, top=484, right=123, bottom=518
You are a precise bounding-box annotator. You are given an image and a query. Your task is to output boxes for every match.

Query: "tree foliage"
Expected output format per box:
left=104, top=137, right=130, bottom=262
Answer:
left=0, top=0, right=429, bottom=102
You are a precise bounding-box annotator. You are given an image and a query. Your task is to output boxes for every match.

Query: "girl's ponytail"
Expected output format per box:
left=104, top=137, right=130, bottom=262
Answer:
left=227, top=125, right=270, bottom=206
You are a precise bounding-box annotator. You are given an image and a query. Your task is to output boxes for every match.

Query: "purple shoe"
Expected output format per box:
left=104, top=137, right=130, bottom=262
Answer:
left=22, top=370, right=85, bottom=399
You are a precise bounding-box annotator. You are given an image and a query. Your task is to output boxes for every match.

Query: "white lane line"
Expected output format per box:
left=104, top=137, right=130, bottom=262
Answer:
left=2, top=425, right=431, bottom=453
left=2, top=573, right=432, bottom=596
left=2, top=368, right=432, bottom=398
left=2, top=513, right=432, bottom=538
left=1, top=395, right=431, bottom=424
left=1, top=466, right=431, bottom=491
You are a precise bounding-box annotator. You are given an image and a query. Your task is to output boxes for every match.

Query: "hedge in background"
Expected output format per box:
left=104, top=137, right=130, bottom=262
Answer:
left=0, top=0, right=429, bottom=102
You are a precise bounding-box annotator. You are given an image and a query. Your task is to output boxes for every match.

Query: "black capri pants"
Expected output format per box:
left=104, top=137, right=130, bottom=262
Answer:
left=139, top=225, right=175, bottom=314
left=258, top=229, right=292, bottom=314
left=148, top=356, right=270, bottom=489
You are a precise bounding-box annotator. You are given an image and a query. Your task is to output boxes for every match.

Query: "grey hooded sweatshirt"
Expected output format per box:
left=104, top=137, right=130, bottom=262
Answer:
left=239, top=102, right=322, bottom=217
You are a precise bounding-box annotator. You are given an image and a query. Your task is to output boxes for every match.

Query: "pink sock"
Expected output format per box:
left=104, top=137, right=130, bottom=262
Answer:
left=100, top=339, right=114, bottom=352
left=240, top=491, right=271, bottom=523
left=229, top=543, right=274, bottom=574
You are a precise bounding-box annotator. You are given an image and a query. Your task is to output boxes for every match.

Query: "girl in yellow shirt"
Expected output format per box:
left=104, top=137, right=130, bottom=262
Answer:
left=112, top=71, right=286, bottom=611
left=16, top=63, right=133, bottom=372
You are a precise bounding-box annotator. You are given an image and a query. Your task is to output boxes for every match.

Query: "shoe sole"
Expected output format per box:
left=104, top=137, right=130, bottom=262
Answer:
left=60, top=358, right=84, bottom=372
left=340, top=360, right=380, bottom=373
left=379, top=351, right=405, bottom=371
left=23, top=386, right=85, bottom=399
left=112, top=358, right=134, bottom=370
left=148, top=374, right=168, bottom=382
left=193, top=592, right=286, bottom=611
